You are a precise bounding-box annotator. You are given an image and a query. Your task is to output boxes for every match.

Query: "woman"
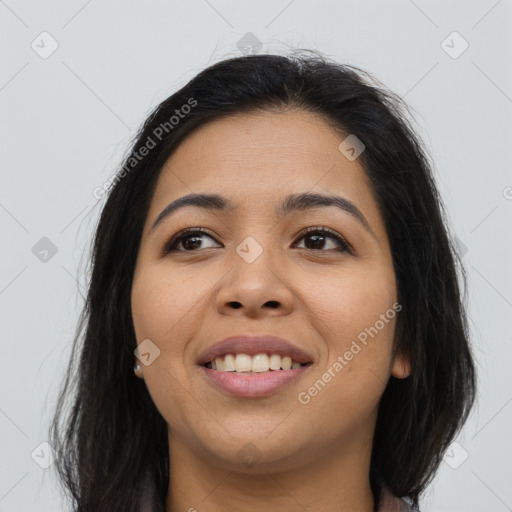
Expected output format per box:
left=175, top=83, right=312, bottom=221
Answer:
left=50, top=50, right=477, bottom=512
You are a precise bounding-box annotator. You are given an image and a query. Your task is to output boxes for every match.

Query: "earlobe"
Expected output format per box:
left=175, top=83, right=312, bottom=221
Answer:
left=391, top=351, right=411, bottom=379
left=134, top=361, right=144, bottom=379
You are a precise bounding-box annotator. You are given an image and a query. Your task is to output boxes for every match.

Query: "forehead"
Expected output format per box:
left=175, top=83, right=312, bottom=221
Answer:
left=147, top=109, right=385, bottom=234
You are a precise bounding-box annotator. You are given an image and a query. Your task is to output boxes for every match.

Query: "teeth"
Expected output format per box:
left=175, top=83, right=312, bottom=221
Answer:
left=206, top=353, right=306, bottom=373
left=235, top=354, right=252, bottom=372
left=251, top=354, right=269, bottom=372
left=223, top=354, right=236, bottom=371
left=269, top=354, right=281, bottom=370
left=281, top=356, right=292, bottom=371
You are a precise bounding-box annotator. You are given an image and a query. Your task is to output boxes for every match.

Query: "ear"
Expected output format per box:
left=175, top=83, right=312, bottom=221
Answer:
left=391, top=349, right=411, bottom=379
left=134, top=361, right=145, bottom=379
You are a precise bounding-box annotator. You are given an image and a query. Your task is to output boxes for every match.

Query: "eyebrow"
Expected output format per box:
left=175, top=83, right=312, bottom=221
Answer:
left=149, top=192, right=376, bottom=239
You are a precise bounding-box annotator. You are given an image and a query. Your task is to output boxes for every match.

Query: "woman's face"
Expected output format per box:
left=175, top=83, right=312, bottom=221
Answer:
left=131, top=108, right=410, bottom=473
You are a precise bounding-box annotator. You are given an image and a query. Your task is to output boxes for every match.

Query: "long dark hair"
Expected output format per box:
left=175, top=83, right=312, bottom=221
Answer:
left=49, top=50, right=477, bottom=511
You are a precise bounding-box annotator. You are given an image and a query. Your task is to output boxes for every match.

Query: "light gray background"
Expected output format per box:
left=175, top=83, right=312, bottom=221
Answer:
left=1, top=1, right=511, bottom=511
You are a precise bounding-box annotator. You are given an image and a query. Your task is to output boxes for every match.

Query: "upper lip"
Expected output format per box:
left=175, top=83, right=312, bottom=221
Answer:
left=196, top=334, right=314, bottom=366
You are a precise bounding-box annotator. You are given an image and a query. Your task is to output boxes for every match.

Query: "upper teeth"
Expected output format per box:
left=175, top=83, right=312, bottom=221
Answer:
left=208, top=353, right=304, bottom=372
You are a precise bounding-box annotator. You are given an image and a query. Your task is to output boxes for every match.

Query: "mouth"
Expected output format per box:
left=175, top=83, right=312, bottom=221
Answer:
left=203, top=353, right=312, bottom=373
left=196, top=334, right=314, bottom=367
left=199, top=361, right=312, bottom=398
left=196, top=334, right=314, bottom=397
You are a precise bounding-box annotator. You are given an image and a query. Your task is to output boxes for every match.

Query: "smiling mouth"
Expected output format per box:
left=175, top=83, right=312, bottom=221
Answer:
left=203, top=353, right=312, bottom=373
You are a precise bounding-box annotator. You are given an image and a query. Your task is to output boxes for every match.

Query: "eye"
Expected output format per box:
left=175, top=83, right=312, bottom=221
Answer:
left=162, top=227, right=221, bottom=255
left=293, top=226, right=351, bottom=253
left=162, top=225, right=352, bottom=256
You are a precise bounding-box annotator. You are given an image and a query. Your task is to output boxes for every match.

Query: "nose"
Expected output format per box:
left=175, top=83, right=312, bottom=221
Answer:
left=215, top=247, right=295, bottom=319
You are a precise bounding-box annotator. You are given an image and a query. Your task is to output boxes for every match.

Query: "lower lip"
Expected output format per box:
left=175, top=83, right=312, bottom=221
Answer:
left=199, top=365, right=311, bottom=398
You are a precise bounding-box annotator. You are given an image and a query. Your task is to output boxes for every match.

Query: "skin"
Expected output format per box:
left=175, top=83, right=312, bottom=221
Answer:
left=131, top=108, right=411, bottom=512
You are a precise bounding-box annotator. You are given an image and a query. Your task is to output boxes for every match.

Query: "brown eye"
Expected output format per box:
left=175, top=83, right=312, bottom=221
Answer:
left=162, top=226, right=351, bottom=257
left=294, top=227, right=350, bottom=253
left=163, top=228, right=221, bottom=254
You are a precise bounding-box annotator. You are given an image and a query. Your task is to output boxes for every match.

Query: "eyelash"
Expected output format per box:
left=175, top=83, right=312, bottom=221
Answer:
left=162, top=226, right=352, bottom=256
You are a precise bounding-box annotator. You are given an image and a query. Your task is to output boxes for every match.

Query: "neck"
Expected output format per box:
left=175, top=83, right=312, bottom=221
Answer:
left=164, top=431, right=376, bottom=512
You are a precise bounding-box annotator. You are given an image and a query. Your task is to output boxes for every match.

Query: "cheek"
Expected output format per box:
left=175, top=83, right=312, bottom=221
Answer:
left=131, top=266, right=209, bottom=427
left=304, top=263, right=397, bottom=346
left=301, top=262, right=398, bottom=408
left=295, top=269, right=398, bottom=439
left=131, top=265, right=207, bottom=348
